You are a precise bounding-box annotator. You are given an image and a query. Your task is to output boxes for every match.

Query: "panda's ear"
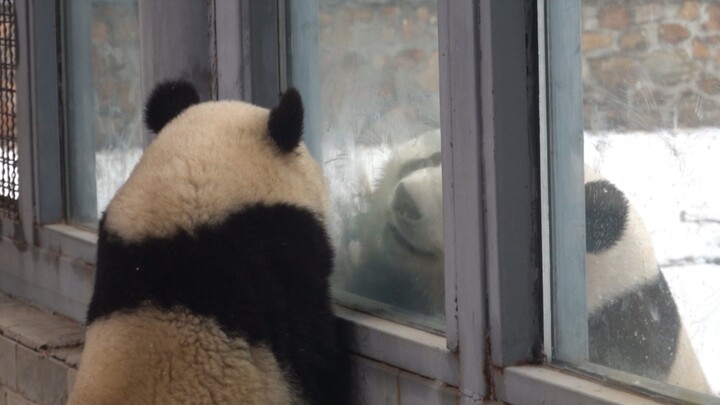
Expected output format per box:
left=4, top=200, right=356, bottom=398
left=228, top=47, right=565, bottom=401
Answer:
left=268, top=88, right=303, bottom=152
left=585, top=179, right=629, bottom=254
left=144, top=80, right=200, bottom=133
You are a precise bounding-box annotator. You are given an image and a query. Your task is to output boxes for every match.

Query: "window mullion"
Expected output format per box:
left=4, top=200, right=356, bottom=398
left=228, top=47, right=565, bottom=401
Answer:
left=480, top=0, right=543, bottom=371
left=439, top=0, right=487, bottom=400
left=25, top=0, right=63, bottom=229
left=543, top=0, right=587, bottom=364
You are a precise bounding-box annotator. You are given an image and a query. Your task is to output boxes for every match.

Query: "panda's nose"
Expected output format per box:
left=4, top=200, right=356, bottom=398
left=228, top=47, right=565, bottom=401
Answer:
left=392, top=183, right=423, bottom=222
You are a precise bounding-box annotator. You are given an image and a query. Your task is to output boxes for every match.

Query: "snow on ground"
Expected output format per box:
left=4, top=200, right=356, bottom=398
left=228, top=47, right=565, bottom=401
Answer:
left=586, top=130, right=720, bottom=395
left=96, top=148, right=142, bottom=216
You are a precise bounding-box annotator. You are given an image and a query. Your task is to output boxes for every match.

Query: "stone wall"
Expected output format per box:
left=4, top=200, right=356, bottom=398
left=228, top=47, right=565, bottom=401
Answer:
left=317, top=0, right=440, bottom=146
left=317, top=1, right=720, bottom=133
left=88, top=1, right=720, bottom=138
left=582, top=0, right=720, bottom=131
left=90, top=1, right=142, bottom=151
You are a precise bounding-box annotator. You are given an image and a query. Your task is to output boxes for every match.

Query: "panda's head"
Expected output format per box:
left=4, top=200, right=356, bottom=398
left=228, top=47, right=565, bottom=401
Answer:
left=583, top=166, right=658, bottom=313
left=357, top=130, right=443, bottom=272
left=103, top=80, right=328, bottom=243
left=379, top=130, right=443, bottom=258
left=343, top=130, right=443, bottom=313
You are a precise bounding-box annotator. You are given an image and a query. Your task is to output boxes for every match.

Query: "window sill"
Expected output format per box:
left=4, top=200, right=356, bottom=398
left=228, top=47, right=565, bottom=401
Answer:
left=334, top=305, right=459, bottom=387
left=7, top=223, right=462, bottom=388
left=495, top=366, right=706, bottom=405
left=38, top=224, right=98, bottom=266
left=0, top=224, right=96, bottom=322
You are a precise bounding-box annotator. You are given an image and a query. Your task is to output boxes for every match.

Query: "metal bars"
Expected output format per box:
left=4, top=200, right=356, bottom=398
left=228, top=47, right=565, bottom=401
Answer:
left=0, top=0, right=18, bottom=219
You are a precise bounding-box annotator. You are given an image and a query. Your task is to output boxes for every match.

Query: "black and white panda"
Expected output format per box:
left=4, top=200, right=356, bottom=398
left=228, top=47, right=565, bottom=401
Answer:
left=341, top=129, right=443, bottom=315
left=342, top=130, right=710, bottom=393
left=69, top=81, right=347, bottom=404
left=583, top=168, right=709, bottom=393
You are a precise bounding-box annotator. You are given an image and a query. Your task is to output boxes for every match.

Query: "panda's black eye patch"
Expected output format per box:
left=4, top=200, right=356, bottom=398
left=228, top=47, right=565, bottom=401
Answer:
left=398, top=152, right=441, bottom=180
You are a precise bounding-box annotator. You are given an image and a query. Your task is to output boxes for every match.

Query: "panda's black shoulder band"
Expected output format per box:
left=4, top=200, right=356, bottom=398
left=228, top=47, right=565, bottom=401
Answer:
left=144, top=80, right=200, bottom=134
left=268, top=88, right=304, bottom=153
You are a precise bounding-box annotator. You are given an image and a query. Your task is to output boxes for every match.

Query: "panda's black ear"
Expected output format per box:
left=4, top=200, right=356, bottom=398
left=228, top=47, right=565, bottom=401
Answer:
left=268, top=88, right=303, bottom=152
left=585, top=179, right=629, bottom=254
left=144, top=80, right=200, bottom=133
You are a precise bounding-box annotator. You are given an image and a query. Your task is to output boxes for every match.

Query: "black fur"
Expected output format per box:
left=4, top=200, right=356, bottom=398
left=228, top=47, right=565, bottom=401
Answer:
left=144, top=80, right=200, bottom=134
left=589, top=272, right=681, bottom=380
left=268, top=88, right=304, bottom=152
left=585, top=179, right=629, bottom=254
left=88, top=204, right=346, bottom=405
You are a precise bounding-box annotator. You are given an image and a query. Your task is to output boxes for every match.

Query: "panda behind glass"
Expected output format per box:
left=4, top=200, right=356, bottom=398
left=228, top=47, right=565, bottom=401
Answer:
left=343, top=130, right=710, bottom=393
left=69, top=81, right=347, bottom=404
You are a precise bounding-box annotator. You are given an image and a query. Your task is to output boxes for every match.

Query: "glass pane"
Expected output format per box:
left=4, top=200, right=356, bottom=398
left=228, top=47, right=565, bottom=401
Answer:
left=286, top=1, right=443, bottom=330
left=64, top=0, right=142, bottom=228
left=551, top=0, right=719, bottom=399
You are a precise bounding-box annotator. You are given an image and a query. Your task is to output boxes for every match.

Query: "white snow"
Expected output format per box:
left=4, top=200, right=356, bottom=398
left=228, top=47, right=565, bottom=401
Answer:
left=95, top=147, right=142, bottom=216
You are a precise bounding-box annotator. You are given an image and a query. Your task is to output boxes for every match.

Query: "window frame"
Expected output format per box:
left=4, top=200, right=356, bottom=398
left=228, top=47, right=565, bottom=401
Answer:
left=2, top=0, right=710, bottom=403
left=539, top=1, right=717, bottom=404
left=3, top=0, right=218, bottom=320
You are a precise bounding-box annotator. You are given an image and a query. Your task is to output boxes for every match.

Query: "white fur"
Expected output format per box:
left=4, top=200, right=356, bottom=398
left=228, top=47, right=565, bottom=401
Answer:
left=68, top=307, right=300, bottom=405
left=584, top=167, right=658, bottom=313
left=353, top=130, right=443, bottom=308
left=584, top=167, right=710, bottom=393
left=73, top=97, right=328, bottom=404
left=104, top=101, right=329, bottom=242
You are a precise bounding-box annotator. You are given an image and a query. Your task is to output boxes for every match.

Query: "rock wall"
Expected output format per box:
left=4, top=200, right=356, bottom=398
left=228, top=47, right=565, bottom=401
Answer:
left=89, top=1, right=720, bottom=136
left=317, top=1, right=440, bottom=145
left=90, top=2, right=142, bottom=151
left=582, top=1, right=720, bottom=131
left=315, top=1, right=719, bottom=133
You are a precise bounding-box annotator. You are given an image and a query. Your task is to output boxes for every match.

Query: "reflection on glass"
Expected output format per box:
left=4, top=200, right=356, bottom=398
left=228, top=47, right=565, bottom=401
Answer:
left=580, top=0, right=718, bottom=397
left=286, top=1, right=443, bottom=330
left=65, top=0, right=142, bottom=227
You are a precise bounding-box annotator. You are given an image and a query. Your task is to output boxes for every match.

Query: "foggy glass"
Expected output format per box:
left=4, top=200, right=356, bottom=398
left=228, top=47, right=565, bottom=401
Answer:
left=576, top=0, right=718, bottom=397
left=286, top=1, right=444, bottom=331
left=64, top=0, right=142, bottom=228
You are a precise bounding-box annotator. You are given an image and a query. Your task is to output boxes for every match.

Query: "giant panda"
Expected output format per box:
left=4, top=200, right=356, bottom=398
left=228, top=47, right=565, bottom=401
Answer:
left=340, top=129, right=443, bottom=315
left=69, top=81, right=347, bottom=404
left=342, top=130, right=710, bottom=393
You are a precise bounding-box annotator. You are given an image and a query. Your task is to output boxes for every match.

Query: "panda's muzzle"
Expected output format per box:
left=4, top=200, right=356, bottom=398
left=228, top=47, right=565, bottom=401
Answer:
left=386, top=223, right=439, bottom=260
left=385, top=168, right=443, bottom=260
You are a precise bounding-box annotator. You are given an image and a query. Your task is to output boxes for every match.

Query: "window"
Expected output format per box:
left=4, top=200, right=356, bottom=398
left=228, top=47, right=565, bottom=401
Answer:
left=63, top=0, right=142, bottom=228
left=285, top=1, right=444, bottom=331
left=545, top=0, right=719, bottom=402
left=4, top=0, right=717, bottom=403
left=0, top=0, right=215, bottom=321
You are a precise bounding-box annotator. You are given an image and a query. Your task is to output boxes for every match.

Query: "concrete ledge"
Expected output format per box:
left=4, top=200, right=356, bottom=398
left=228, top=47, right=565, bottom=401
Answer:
left=0, top=293, right=84, bottom=351
left=0, top=293, right=83, bottom=405
left=0, top=292, right=465, bottom=404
